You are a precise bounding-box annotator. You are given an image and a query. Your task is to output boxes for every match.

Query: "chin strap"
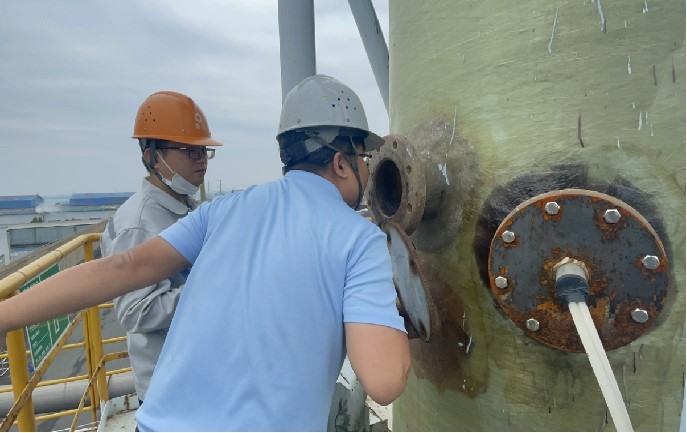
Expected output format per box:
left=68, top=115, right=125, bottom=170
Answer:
left=346, top=148, right=364, bottom=211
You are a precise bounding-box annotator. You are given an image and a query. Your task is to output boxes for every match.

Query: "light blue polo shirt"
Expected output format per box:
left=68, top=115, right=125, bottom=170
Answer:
left=136, top=170, right=405, bottom=432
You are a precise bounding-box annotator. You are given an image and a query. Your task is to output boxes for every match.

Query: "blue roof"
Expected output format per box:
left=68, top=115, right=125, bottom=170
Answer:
left=69, top=192, right=134, bottom=206
left=0, top=195, right=44, bottom=209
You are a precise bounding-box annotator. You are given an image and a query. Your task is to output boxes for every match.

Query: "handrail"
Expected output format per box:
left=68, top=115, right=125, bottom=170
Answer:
left=0, top=233, right=131, bottom=432
left=0, top=233, right=100, bottom=301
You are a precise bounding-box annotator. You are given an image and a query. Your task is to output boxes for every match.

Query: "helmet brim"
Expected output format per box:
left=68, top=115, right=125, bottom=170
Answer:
left=132, top=135, right=223, bottom=147
left=364, top=131, right=385, bottom=152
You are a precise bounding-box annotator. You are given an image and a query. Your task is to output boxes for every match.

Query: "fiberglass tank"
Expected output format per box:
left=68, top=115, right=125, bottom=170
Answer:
left=365, top=1, right=685, bottom=431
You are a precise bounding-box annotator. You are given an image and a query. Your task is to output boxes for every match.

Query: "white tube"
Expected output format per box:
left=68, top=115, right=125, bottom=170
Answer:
left=569, top=301, right=634, bottom=432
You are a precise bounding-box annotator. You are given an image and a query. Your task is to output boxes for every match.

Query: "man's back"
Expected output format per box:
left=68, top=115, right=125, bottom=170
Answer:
left=136, top=170, right=404, bottom=431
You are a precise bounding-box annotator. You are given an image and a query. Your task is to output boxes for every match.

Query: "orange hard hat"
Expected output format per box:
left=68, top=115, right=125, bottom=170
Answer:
left=132, top=91, right=223, bottom=147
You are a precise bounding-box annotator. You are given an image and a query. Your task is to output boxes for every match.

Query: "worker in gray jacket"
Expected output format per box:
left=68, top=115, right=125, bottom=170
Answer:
left=100, top=91, right=223, bottom=402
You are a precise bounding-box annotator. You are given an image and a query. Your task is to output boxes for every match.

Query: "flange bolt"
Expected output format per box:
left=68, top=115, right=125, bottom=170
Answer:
left=603, top=209, right=621, bottom=224
left=642, top=255, right=661, bottom=269
left=545, top=201, right=560, bottom=215
left=494, top=276, right=508, bottom=289
left=631, top=308, right=649, bottom=324
left=526, top=318, right=540, bottom=331
left=642, top=255, right=660, bottom=270
left=501, top=230, right=516, bottom=243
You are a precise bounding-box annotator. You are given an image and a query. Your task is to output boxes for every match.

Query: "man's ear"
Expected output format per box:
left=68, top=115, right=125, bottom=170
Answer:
left=142, top=148, right=158, bottom=170
left=142, top=148, right=152, bottom=168
left=331, top=152, right=349, bottom=178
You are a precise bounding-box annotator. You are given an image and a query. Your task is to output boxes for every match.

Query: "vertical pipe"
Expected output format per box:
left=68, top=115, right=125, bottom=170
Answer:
left=83, top=242, right=108, bottom=407
left=278, top=0, right=316, bottom=102
left=6, top=325, right=35, bottom=431
left=348, top=0, right=390, bottom=112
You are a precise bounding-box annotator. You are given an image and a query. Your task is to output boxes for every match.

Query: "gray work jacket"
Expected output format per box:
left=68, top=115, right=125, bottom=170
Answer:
left=100, top=178, right=191, bottom=400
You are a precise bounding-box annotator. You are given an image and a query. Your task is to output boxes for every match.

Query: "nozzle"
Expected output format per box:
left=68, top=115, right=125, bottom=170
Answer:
left=554, top=258, right=590, bottom=304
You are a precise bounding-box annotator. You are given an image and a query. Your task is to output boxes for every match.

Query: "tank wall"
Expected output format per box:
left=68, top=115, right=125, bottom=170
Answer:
left=389, top=1, right=685, bottom=431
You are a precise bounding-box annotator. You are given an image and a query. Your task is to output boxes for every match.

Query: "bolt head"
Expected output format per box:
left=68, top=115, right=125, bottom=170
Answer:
left=631, top=308, right=649, bottom=323
left=545, top=201, right=560, bottom=215
left=501, top=230, right=516, bottom=243
left=526, top=318, right=540, bottom=331
left=494, top=276, right=509, bottom=289
left=603, top=209, right=621, bottom=224
left=642, top=255, right=660, bottom=270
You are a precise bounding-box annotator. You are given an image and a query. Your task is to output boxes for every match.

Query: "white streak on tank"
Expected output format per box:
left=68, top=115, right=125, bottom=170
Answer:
left=548, top=8, right=559, bottom=53
left=643, top=0, right=649, bottom=13
left=638, top=111, right=643, bottom=130
left=624, top=19, right=628, bottom=27
left=438, top=163, right=450, bottom=185
left=627, top=55, right=632, bottom=74
left=650, top=124, right=654, bottom=137
left=597, top=0, right=605, bottom=32
left=616, top=136, right=621, bottom=149
left=632, top=101, right=636, bottom=109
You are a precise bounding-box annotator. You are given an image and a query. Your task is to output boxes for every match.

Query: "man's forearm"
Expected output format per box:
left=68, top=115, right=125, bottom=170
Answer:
left=0, top=237, right=187, bottom=333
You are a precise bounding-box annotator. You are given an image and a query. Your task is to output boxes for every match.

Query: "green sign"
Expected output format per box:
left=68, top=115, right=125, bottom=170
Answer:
left=19, top=263, right=70, bottom=369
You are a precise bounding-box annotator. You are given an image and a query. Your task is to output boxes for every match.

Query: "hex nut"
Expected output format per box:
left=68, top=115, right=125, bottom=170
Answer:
left=642, top=255, right=660, bottom=270
left=631, top=308, right=649, bottom=324
left=501, top=230, right=516, bottom=243
left=494, top=276, right=508, bottom=289
left=603, top=209, right=621, bottom=224
left=526, top=318, right=540, bottom=331
left=545, top=201, right=560, bottom=215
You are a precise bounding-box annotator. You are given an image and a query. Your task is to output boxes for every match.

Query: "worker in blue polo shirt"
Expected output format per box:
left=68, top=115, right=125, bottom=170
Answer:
left=0, top=74, right=411, bottom=431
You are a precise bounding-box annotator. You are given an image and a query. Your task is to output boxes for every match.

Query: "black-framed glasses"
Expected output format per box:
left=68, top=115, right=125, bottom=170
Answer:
left=158, top=146, right=215, bottom=160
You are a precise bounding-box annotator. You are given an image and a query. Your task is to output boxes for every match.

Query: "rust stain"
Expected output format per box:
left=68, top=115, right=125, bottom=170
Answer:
left=409, top=262, right=486, bottom=397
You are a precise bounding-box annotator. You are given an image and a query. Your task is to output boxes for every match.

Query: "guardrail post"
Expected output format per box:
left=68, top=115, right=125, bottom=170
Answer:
left=83, top=241, right=108, bottom=406
left=6, top=326, right=36, bottom=431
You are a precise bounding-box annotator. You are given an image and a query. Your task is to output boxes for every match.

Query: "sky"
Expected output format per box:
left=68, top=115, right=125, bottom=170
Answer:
left=0, top=0, right=389, bottom=197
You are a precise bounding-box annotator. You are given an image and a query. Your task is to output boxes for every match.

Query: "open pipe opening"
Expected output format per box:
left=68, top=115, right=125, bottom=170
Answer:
left=374, top=159, right=402, bottom=217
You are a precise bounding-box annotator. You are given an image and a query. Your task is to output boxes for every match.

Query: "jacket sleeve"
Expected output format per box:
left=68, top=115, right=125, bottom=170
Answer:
left=106, top=227, right=184, bottom=334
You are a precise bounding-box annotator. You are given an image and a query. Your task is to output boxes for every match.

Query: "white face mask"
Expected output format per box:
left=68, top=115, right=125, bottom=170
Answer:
left=156, top=152, right=200, bottom=196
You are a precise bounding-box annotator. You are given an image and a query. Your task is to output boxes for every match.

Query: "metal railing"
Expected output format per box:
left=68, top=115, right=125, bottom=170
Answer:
left=0, top=233, right=130, bottom=431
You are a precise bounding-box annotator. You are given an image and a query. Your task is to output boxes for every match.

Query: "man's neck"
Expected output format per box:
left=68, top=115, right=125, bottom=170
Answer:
left=147, top=173, right=186, bottom=204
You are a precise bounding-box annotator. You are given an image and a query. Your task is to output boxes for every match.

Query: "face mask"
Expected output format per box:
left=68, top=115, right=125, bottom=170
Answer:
left=156, top=152, right=200, bottom=196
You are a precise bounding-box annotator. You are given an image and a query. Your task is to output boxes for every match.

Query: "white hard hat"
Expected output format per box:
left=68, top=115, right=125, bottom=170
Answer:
left=277, top=74, right=384, bottom=151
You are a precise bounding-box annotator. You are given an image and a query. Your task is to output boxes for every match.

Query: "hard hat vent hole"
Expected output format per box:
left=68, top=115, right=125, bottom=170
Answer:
left=331, top=104, right=335, bottom=107
left=374, top=160, right=402, bottom=217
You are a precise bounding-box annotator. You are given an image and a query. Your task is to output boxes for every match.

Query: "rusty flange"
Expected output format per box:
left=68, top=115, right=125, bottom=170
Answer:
left=367, top=135, right=426, bottom=234
left=383, top=221, right=440, bottom=341
left=488, top=188, right=668, bottom=352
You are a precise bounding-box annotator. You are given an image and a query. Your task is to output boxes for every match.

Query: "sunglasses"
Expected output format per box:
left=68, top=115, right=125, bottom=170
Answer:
left=158, top=146, right=215, bottom=160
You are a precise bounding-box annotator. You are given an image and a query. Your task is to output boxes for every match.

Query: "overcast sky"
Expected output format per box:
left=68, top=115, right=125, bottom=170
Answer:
left=0, top=0, right=389, bottom=197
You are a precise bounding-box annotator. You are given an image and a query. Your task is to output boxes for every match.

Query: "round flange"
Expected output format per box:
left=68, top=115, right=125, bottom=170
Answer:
left=383, top=221, right=439, bottom=341
left=367, top=135, right=426, bottom=234
left=488, top=189, right=668, bottom=352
